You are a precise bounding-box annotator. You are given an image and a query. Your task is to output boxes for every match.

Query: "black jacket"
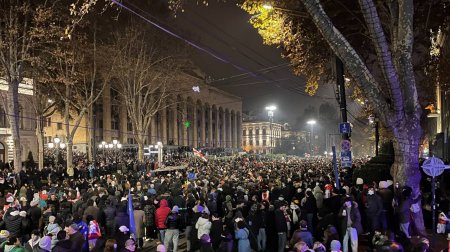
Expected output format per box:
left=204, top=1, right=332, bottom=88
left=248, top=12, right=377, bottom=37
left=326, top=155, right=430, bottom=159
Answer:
left=69, top=232, right=85, bottom=252
left=274, top=209, right=288, bottom=233
left=165, top=213, right=183, bottom=230
left=51, top=239, right=73, bottom=252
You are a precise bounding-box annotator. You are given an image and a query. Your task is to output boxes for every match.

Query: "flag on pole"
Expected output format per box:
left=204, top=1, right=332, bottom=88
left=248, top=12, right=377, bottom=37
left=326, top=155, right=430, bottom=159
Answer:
left=128, top=190, right=136, bottom=239
left=193, top=148, right=207, bottom=162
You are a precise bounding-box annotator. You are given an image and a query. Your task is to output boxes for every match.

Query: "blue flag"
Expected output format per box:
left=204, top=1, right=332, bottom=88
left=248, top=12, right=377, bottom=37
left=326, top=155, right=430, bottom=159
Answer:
left=128, top=190, right=136, bottom=238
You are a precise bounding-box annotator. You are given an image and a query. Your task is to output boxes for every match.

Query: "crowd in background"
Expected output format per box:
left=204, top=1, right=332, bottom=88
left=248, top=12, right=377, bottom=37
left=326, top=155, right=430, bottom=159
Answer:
left=0, top=151, right=445, bottom=252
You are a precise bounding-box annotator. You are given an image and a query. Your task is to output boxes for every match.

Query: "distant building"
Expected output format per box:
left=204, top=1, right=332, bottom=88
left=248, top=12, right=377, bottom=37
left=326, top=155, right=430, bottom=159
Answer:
left=242, top=121, right=282, bottom=154
left=0, top=78, right=37, bottom=163
left=44, top=69, right=243, bottom=152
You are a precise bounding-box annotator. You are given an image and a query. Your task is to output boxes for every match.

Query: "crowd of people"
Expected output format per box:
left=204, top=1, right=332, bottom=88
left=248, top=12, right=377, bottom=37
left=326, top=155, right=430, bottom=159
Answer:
left=0, top=152, right=445, bottom=252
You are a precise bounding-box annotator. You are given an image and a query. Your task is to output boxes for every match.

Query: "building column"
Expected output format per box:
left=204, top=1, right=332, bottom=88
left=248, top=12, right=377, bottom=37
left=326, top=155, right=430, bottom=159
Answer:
left=237, top=113, right=242, bottom=149
left=201, top=105, right=206, bottom=147
left=233, top=112, right=238, bottom=148
left=102, top=82, right=111, bottom=141
left=161, top=107, right=167, bottom=145
left=215, top=110, right=220, bottom=147
left=119, top=99, right=128, bottom=144
left=150, top=115, right=157, bottom=144
left=192, top=103, right=198, bottom=148
left=182, top=101, right=188, bottom=146
left=208, top=108, right=213, bottom=147
left=221, top=111, right=226, bottom=148
left=172, top=105, right=178, bottom=146
left=227, top=111, right=232, bottom=148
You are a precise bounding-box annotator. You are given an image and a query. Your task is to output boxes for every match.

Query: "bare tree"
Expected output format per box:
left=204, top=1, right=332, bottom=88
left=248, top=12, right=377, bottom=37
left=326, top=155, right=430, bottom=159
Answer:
left=111, top=27, right=184, bottom=162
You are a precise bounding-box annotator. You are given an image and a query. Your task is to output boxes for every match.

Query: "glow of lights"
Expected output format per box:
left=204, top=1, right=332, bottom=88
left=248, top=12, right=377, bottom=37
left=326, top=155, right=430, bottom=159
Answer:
left=265, top=105, right=277, bottom=111
left=157, top=141, right=162, bottom=146
left=262, top=3, right=273, bottom=10
left=108, top=143, right=114, bottom=148
left=307, top=120, right=316, bottom=125
left=192, top=86, right=200, bottom=93
left=48, top=143, right=54, bottom=149
left=102, top=141, right=106, bottom=145
left=60, top=143, right=66, bottom=149
left=98, top=144, right=103, bottom=149
left=117, top=144, right=122, bottom=149
left=48, top=99, right=53, bottom=103
left=54, top=137, right=61, bottom=144
left=112, top=139, right=118, bottom=145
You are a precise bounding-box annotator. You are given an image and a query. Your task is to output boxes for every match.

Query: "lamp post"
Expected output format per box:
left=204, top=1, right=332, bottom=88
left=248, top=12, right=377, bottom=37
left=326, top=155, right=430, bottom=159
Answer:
left=265, top=105, right=276, bottom=154
left=47, top=137, right=65, bottom=167
left=157, top=141, right=163, bottom=167
left=99, top=140, right=122, bottom=162
left=307, top=120, right=316, bottom=155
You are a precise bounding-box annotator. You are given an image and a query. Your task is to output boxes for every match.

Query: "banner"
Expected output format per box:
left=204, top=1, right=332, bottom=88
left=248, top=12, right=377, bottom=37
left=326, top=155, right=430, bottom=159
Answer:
left=128, top=190, right=136, bottom=238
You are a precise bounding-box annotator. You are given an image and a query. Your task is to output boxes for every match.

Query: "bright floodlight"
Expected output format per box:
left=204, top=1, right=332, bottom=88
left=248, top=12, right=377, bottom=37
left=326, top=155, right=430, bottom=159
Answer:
left=60, top=143, right=66, bottom=149
left=101, top=141, right=106, bottom=146
left=54, top=137, right=61, bottom=144
left=108, top=143, right=114, bottom=148
left=265, top=105, right=277, bottom=111
left=157, top=141, right=162, bottom=146
left=98, top=144, right=103, bottom=149
left=48, top=143, right=54, bottom=149
left=307, top=120, right=316, bottom=125
left=117, top=143, right=122, bottom=149
left=262, top=3, right=273, bottom=9
left=112, top=139, right=118, bottom=145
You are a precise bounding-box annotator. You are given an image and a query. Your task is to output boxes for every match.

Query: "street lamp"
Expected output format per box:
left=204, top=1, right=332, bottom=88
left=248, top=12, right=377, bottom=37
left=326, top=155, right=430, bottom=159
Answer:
left=47, top=137, right=64, bottom=167
left=265, top=105, right=277, bottom=154
left=307, top=120, right=316, bottom=155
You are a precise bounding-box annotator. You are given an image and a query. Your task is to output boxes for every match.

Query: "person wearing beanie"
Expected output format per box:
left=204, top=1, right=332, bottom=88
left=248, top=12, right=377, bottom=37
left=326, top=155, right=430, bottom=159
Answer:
left=38, top=235, right=52, bottom=252
left=164, top=205, right=183, bottom=252
left=338, top=197, right=362, bottom=252
left=290, top=220, right=313, bottom=248
left=52, top=230, right=73, bottom=252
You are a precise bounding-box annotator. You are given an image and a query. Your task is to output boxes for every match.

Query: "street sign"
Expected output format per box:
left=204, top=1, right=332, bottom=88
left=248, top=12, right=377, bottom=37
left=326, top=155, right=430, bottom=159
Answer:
left=341, top=151, right=352, bottom=167
left=339, top=122, right=351, bottom=134
left=341, top=140, right=351, bottom=151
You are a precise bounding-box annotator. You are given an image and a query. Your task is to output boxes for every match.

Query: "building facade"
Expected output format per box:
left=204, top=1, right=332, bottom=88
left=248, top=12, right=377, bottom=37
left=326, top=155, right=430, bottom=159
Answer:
left=242, top=121, right=282, bottom=154
left=44, top=70, right=243, bottom=151
left=0, top=78, right=37, bottom=163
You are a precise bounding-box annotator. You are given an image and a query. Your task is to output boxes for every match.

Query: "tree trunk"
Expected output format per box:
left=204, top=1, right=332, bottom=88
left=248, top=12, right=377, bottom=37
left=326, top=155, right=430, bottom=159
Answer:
left=67, top=140, right=73, bottom=169
left=8, top=79, right=22, bottom=173
left=138, top=141, right=144, bottom=163
left=87, top=105, right=94, bottom=162
left=36, top=115, right=44, bottom=170
left=391, top=126, right=425, bottom=235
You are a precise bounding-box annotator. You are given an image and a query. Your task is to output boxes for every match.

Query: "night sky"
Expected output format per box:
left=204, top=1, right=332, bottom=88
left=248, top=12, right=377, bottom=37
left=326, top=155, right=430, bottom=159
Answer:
left=171, top=1, right=339, bottom=124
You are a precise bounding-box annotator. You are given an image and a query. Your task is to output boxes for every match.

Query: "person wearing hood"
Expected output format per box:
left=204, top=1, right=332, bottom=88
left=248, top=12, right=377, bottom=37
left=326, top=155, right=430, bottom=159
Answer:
left=24, top=230, right=40, bottom=252
left=195, top=212, right=212, bottom=240
left=338, top=197, right=362, bottom=252
left=4, top=209, right=22, bottom=238
left=155, top=199, right=171, bottom=243
left=1, top=237, right=26, bottom=252
left=313, top=184, right=324, bottom=209
left=51, top=230, right=73, bottom=252
left=37, top=235, right=52, bottom=252
left=235, top=220, right=251, bottom=252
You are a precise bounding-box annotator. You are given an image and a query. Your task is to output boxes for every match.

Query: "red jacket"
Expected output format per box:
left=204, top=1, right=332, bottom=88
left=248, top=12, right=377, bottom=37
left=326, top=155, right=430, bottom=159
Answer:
left=155, top=199, right=171, bottom=229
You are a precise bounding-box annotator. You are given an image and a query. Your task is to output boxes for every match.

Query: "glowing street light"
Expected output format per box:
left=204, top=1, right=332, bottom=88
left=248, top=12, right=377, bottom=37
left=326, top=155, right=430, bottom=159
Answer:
left=262, top=3, right=273, bottom=10
left=307, top=120, right=317, bottom=155
left=265, top=105, right=277, bottom=154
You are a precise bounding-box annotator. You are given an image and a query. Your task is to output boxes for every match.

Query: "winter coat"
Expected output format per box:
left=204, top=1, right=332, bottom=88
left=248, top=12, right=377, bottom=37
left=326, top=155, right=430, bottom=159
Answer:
left=165, top=213, right=183, bottom=230
left=155, top=199, right=171, bottom=229
left=274, top=209, right=288, bottom=233
left=4, top=214, right=22, bottom=237
left=69, top=231, right=85, bottom=252
left=196, top=217, right=212, bottom=239
left=82, top=206, right=99, bottom=222
left=313, top=186, right=324, bottom=209
left=143, top=204, right=155, bottom=226
left=24, top=238, right=40, bottom=252
left=27, top=206, right=42, bottom=231
left=51, top=239, right=73, bottom=252
left=210, top=219, right=222, bottom=249
left=235, top=228, right=251, bottom=252
left=366, top=194, right=383, bottom=216
left=338, top=202, right=363, bottom=235
left=133, top=209, right=145, bottom=238
left=103, top=206, right=116, bottom=223
left=114, top=212, right=129, bottom=232
left=1, top=243, right=26, bottom=252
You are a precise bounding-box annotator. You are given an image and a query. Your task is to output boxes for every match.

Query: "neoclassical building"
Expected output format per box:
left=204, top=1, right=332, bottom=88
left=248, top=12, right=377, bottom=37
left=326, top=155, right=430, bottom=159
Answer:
left=45, top=69, right=243, bottom=151
left=0, top=78, right=37, bottom=163
left=242, top=121, right=282, bottom=154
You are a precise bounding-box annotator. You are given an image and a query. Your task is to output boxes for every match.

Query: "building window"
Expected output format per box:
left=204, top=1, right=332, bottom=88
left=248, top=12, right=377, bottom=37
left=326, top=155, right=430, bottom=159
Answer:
left=127, top=119, right=133, bottom=132
left=99, top=120, right=103, bottom=129
left=249, top=129, right=253, bottom=136
left=111, top=118, right=119, bottom=130
left=256, top=129, right=259, bottom=135
left=250, top=139, right=253, bottom=145
left=256, top=140, right=259, bottom=146
left=57, top=122, right=63, bottom=130
left=262, top=128, right=266, bottom=135
left=243, top=130, right=246, bottom=136
left=263, top=140, right=266, bottom=146
left=127, top=138, right=136, bottom=144
left=0, top=106, right=7, bottom=128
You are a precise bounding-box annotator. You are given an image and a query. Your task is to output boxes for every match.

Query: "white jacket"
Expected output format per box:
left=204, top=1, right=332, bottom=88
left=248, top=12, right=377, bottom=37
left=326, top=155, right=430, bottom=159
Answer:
left=195, top=217, right=212, bottom=239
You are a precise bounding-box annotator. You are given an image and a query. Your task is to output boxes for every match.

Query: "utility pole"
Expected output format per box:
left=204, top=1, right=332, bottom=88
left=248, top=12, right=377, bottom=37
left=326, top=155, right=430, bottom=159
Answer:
left=336, top=57, right=349, bottom=140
